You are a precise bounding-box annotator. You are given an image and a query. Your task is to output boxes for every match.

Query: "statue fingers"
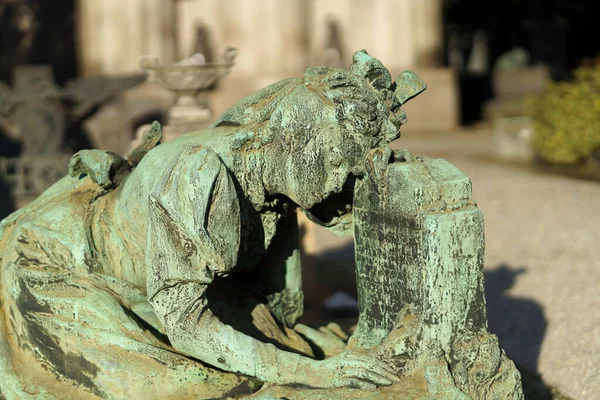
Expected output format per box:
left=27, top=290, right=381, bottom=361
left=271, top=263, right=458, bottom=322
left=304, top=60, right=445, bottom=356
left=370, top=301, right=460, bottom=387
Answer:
left=342, top=367, right=395, bottom=387
left=295, top=323, right=346, bottom=357
left=344, top=351, right=399, bottom=380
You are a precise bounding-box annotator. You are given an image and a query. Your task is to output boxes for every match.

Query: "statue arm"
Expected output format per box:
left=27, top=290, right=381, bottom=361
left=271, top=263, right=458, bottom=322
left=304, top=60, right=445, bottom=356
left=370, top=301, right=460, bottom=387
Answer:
left=144, top=148, right=316, bottom=384
left=144, top=147, right=397, bottom=388
left=148, top=276, right=396, bottom=388
left=149, top=280, right=315, bottom=384
left=259, top=209, right=304, bottom=327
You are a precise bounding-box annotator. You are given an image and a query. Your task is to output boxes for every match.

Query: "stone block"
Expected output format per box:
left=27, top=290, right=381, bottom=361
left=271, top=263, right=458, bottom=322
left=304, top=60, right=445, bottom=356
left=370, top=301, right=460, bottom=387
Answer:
left=484, top=66, right=549, bottom=119
left=353, top=156, right=486, bottom=350
left=492, top=66, right=549, bottom=99
left=483, top=97, right=529, bottom=118
left=494, top=116, right=535, bottom=162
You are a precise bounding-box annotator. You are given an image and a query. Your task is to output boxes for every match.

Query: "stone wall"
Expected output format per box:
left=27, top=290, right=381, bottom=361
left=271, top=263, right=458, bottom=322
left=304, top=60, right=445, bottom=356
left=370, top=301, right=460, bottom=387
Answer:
left=76, top=0, right=457, bottom=156
left=77, top=0, right=177, bottom=77
left=77, top=0, right=444, bottom=78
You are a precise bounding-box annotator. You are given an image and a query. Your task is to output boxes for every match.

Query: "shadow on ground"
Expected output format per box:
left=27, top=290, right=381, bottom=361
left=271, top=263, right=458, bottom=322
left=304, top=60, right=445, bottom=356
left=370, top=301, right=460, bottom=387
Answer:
left=485, top=265, right=546, bottom=373
left=485, top=264, right=574, bottom=400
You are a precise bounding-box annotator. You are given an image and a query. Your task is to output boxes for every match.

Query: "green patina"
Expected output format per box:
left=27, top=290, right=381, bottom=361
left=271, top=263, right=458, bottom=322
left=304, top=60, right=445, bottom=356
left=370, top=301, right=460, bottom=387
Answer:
left=0, top=50, right=522, bottom=399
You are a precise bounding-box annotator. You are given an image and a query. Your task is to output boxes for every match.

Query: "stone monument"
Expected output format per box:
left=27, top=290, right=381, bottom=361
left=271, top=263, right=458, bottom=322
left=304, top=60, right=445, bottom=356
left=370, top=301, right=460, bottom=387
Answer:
left=0, top=50, right=522, bottom=399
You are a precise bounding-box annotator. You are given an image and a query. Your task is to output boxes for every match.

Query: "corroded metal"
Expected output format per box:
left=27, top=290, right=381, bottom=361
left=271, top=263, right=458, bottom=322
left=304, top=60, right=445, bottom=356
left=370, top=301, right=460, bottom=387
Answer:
left=0, top=50, right=522, bottom=399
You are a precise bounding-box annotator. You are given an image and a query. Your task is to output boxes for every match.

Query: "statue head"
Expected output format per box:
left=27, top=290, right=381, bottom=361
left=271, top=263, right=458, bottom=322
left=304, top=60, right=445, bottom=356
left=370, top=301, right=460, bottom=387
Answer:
left=213, top=50, right=426, bottom=214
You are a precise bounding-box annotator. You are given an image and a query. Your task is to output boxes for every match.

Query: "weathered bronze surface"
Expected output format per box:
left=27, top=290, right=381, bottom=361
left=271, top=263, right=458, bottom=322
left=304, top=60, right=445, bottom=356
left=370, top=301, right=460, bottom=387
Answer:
left=0, top=50, right=522, bottom=399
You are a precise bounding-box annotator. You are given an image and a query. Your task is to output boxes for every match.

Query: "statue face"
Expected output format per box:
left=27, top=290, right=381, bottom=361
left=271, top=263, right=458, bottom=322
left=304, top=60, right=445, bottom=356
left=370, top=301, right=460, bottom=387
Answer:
left=263, top=50, right=425, bottom=216
left=282, top=121, right=372, bottom=212
left=269, top=73, right=392, bottom=212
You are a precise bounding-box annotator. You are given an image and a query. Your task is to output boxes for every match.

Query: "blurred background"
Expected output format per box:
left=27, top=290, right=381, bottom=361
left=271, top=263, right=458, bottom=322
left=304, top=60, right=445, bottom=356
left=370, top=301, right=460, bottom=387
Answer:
left=0, top=1, right=598, bottom=399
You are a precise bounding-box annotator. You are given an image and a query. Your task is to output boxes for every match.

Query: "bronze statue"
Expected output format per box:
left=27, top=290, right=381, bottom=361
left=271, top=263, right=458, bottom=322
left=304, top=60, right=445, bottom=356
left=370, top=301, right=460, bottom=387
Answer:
left=0, top=50, right=522, bottom=399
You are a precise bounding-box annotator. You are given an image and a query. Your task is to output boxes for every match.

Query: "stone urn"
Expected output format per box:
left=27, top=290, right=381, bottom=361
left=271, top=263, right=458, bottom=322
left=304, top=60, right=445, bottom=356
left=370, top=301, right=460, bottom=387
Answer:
left=138, top=47, right=237, bottom=141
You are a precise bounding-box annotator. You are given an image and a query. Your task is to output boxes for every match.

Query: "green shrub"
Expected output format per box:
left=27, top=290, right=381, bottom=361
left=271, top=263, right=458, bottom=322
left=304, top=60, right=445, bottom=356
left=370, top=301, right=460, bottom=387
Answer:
left=527, top=60, right=600, bottom=165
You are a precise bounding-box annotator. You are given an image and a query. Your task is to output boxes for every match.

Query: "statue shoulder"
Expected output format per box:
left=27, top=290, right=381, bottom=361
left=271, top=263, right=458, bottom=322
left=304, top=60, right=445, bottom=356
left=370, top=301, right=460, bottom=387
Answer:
left=146, top=143, right=235, bottom=211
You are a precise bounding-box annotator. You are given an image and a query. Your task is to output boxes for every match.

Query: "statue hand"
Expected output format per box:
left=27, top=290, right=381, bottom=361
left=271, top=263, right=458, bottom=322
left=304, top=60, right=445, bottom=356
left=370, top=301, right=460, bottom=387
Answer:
left=364, top=147, right=393, bottom=186
left=308, top=350, right=399, bottom=389
left=294, top=323, right=346, bottom=358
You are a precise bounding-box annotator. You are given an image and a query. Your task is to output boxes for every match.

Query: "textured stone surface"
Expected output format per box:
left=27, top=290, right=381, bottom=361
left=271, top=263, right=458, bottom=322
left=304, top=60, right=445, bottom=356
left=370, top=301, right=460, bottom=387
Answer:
left=352, top=154, right=522, bottom=399
left=352, top=156, right=485, bottom=349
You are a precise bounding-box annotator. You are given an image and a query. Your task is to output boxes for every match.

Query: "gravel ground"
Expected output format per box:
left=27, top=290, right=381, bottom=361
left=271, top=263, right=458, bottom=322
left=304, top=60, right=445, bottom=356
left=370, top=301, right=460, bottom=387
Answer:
left=302, top=125, right=598, bottom=399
